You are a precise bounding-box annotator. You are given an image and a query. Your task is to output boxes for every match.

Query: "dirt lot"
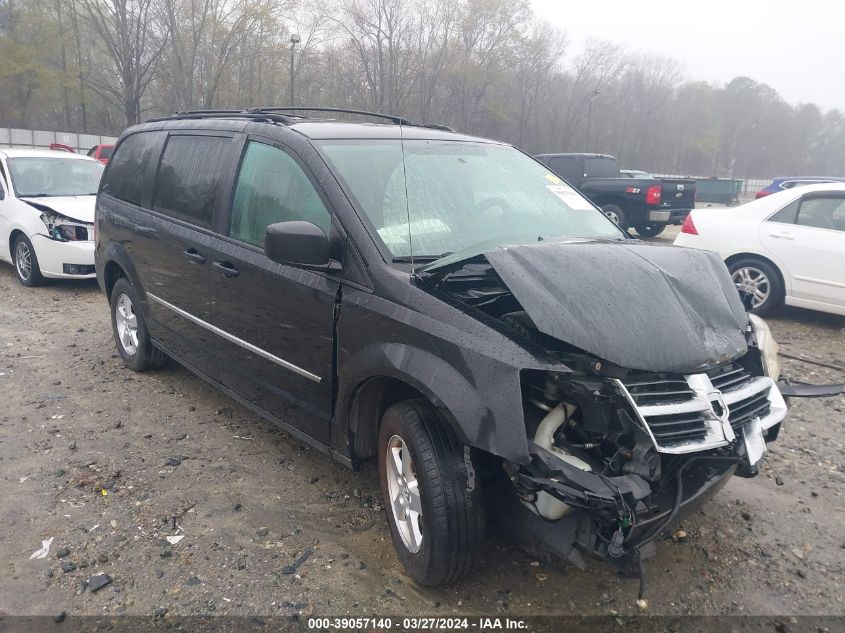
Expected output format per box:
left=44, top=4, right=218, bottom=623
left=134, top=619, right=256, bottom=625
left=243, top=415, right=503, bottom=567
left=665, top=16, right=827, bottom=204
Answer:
left=1, top=228, right=844, bottom=622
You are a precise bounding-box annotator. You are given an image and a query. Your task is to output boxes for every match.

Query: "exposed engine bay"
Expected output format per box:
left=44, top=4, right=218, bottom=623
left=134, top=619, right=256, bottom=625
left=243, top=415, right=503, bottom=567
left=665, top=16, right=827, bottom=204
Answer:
left=417, top=242, right=788, bottom=578
left=23, top=199, right=94, bottom=242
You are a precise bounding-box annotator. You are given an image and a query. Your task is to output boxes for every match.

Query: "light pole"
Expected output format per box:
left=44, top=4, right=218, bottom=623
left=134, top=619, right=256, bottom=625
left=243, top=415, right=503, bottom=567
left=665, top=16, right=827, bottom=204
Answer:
left=585, top=89, right=600, bottom=150
left=289, top=33, right=301, bottom=106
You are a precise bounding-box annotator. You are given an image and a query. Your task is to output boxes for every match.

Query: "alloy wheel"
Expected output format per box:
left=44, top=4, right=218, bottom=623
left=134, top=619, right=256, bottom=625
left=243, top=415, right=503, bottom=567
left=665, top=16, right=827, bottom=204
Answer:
left=115, top=293, right=139, bottom=356
left=732, top=266, right=770, bottom=308
left=386, top=434, right=423, bottom=553
left=15, top=240, right=32, bottom=281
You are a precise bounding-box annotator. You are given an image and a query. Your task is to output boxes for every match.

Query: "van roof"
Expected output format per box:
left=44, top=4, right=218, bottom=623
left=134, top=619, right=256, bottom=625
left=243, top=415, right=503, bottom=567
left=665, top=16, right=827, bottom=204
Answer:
left=140, top=108, right=500, bottom=144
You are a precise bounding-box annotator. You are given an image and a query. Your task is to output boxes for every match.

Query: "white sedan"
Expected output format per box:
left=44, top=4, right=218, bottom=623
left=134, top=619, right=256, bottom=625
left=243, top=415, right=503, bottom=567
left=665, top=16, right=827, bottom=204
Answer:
left=0, top=149, right=103, bottom=286
left=674, top=183, right=845, bottom=316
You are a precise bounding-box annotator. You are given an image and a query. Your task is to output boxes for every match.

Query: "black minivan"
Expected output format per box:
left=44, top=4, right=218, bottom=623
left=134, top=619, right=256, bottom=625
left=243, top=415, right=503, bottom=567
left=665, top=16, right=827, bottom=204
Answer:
left=96, top=108, right=788, bottom=586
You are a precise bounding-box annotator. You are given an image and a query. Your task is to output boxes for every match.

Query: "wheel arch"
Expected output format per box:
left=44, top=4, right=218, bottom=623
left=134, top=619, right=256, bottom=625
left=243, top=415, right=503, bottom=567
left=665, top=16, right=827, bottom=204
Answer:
left=336, top=345, right=488, bottom=466
left=8, top=228, right=25, bottom=259
left=100, top=241, right=146, bottom=302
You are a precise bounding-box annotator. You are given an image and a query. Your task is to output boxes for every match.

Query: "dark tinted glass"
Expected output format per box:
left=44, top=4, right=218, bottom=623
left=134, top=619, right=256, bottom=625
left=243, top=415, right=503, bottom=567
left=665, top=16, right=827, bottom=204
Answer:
left=229, top=142, right=331, bottom=246
left=101, top=132, right=163, bottom=205
left=548, top=156, right=578, bottom=180
left=100, top=146, right=113, bottom=159
left=153, top=135, right=230, bottom=227
left=584, top=157, right=619, bottom=178
left=767, top=199, right=799, bottom=224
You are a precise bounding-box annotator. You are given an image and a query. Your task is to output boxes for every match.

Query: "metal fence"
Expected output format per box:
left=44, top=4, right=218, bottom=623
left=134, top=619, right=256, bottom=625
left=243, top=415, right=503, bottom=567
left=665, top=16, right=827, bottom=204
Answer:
left=0, top=127, right=118, bottom=154
left=654, top=174, right=770, bottom=203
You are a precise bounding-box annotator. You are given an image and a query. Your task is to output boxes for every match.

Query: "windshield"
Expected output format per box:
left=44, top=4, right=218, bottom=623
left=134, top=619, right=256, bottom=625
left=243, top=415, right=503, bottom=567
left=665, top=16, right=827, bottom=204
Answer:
left=99, top=146, right=114, bottom=159
left=318, top=140, right=623, bottom=260
left=8, top=157, right=104, bottom=197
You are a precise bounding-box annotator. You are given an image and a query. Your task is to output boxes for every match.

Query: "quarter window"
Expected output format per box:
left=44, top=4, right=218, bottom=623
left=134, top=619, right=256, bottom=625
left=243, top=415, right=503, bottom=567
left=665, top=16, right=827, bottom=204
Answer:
left=229, top=142, right=331, bottom=247
left=767, top=199, right=800, bottom=224
left=153, top=135, right=231, bottom=228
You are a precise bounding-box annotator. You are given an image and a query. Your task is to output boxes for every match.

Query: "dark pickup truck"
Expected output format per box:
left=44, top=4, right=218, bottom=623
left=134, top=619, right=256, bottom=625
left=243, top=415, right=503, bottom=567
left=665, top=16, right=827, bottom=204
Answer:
left=534, top=153, right=696, bottom=237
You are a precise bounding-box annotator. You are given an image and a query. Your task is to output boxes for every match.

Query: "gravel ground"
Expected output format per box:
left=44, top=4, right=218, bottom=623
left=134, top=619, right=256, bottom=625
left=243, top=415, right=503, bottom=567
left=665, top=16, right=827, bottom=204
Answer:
left=1, top=232, right=844, bottom=622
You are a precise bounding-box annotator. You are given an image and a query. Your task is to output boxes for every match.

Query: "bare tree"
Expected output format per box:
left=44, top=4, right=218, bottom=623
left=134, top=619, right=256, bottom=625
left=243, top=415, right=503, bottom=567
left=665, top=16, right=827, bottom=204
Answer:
left=79, top=0, right=168, bottom=125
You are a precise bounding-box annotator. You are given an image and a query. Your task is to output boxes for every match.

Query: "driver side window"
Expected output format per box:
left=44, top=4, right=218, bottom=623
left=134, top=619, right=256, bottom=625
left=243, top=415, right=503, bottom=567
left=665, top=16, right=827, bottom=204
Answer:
left=229, top=142, right=331, bottom=247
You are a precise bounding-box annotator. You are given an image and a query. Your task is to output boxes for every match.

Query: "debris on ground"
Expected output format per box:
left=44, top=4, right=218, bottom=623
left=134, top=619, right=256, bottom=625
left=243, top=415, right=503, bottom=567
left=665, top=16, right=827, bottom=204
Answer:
left=282, top=548, right=314, bottom=575
left=87, top=573, right=113, bottom=592
left=29, top=538, right=54, bottom=560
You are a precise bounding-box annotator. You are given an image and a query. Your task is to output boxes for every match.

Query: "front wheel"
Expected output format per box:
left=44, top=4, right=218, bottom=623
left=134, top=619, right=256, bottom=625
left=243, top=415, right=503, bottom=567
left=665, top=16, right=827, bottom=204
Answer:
left=109, top=277, right=169, bottom=371
left=634, top=223, right=666, bottom=238
left=728, top=258, right=783, bottom=316
left=13, top=234, right=45, bottom=287
left=378, top=399, right=485, bottom=585
left=601, top=204, right=628, bottom=229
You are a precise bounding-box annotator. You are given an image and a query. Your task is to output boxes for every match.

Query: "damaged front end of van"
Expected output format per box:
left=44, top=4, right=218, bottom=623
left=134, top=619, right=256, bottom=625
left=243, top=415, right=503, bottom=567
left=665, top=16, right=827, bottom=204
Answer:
left=416, top=240, right=788, bottom=573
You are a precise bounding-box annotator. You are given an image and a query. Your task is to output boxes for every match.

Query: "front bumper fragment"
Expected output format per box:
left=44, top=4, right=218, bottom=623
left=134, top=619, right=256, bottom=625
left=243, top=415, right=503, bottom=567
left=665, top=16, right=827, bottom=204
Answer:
left=777, top=380, right=843, bottom=398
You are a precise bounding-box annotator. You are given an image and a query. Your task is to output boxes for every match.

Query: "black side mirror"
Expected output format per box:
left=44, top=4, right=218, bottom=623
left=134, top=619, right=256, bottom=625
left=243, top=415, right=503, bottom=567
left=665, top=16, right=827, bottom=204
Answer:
left=264, top=220, right=333, bottom=269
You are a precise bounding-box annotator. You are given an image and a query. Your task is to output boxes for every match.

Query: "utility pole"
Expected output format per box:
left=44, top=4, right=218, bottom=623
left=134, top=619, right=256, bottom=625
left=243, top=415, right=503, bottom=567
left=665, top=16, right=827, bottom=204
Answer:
left=586, top=89, right=600, bottom=150
left=289, top=34, right=301, bottom=106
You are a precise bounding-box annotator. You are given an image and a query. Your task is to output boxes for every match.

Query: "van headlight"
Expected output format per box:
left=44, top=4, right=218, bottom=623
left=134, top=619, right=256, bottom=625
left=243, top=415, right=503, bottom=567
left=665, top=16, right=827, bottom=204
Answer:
left=749, top=314, right=780, bottom=382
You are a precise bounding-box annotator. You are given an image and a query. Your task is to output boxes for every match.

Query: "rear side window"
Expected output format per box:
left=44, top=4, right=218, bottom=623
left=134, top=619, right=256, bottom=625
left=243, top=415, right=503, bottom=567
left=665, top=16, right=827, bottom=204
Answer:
left=797, top=196, right=845, bottom=232
left=228, top=141, right=331, bottom=247
left=101, top=132, right=163, bottom=205
left=548, top=156, right=578, bottom=181
left=153, top=135, right=231, bottom=228
left=584, top=157, right=619, bottom=178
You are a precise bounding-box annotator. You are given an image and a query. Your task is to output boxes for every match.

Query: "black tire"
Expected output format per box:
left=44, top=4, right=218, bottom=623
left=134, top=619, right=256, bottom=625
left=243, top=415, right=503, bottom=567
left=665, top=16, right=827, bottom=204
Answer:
left=378, top=399, right=485, bottom=585
left=634, top=223, right=666, bottom=238
left=601, top=204, right=628, bottom=229
left=727, top=257, right=784, bottom=317
left=13, top=234, right=46, bottom=287
left=109, top=277, right=168, bottom=371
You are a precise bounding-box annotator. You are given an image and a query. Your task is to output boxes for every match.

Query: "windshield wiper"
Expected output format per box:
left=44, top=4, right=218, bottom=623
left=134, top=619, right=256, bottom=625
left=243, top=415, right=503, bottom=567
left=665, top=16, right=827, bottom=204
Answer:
left=392, top=255, right=443, bottom=263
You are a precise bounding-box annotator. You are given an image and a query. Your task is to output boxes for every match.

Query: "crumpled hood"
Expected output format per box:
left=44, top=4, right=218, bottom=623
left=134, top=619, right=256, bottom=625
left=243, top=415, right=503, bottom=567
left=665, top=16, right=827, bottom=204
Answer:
left=484, top=240, right=748, bottom=373
left=20, top=196, right=95, bottom=223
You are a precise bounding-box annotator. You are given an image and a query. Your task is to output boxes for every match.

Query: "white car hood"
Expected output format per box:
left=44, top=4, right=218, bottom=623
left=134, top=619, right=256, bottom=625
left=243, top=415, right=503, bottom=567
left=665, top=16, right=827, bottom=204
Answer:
left=19, top=196, right=96, bottom=223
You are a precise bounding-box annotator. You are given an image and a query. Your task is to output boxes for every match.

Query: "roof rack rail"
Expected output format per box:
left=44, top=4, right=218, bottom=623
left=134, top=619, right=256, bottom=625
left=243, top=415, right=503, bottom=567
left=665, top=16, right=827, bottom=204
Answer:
left=148, top=107, right=454, bottom=131
left=148, top=110, right=296, bottom=124
left=248, top=106, right=412, bottom=126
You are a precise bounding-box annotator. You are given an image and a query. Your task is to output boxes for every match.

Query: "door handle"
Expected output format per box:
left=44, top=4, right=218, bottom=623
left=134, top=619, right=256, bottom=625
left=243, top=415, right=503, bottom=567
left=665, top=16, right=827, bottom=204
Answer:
left=213, top=260, right=239, bottom=278
left=136, top=225, right=157, bottom=237
left=183, top=248, right=206, bottom=264
left=769, top=232, right=794, bottom=240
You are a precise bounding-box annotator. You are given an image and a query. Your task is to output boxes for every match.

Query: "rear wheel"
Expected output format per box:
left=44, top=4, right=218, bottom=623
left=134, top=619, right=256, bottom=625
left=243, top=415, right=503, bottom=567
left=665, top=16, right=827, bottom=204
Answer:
left=110, top=277, right=168, bottom=371
left=13, top=234, right=45, bottom=287
left=378, top=399, right=485, bottom=585
left=728, top=258, right=783, bottom=316
left=601, top=204, right=627, bottom=229
left=634, top=223, right=666, bottom=238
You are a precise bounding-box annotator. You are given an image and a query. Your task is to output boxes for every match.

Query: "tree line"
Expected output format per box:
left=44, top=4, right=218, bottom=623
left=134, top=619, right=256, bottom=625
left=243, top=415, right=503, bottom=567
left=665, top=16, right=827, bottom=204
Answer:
left=2, top=0, right=843, bottom=179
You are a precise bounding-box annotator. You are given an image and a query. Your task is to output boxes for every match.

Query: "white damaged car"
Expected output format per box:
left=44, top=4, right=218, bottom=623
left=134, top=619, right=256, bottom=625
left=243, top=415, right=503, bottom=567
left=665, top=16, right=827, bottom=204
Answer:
left=0, top=149, right=103, bottom=286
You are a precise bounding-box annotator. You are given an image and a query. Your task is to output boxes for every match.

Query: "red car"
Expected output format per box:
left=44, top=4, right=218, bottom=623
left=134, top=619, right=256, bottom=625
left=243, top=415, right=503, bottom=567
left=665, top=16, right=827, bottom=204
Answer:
left=86, top=144, right=114, bottom=164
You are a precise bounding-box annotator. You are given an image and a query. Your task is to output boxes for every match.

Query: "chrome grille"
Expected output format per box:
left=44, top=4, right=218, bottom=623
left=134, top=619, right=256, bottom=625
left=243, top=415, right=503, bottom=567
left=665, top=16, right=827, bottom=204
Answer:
left=616, top=365, right=785, bottom=454
left=728, top=387, right=772, bottom=430
left=625, top=374, right=695, bottom=406
left=642, top=410, right=709, bottom=444
left=707, top=363, right=752, bottom=392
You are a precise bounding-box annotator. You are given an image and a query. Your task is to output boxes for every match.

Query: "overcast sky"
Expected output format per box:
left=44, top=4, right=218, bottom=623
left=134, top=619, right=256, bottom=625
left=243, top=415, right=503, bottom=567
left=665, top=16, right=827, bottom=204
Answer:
left=531, top=0, right=845, bottom=111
